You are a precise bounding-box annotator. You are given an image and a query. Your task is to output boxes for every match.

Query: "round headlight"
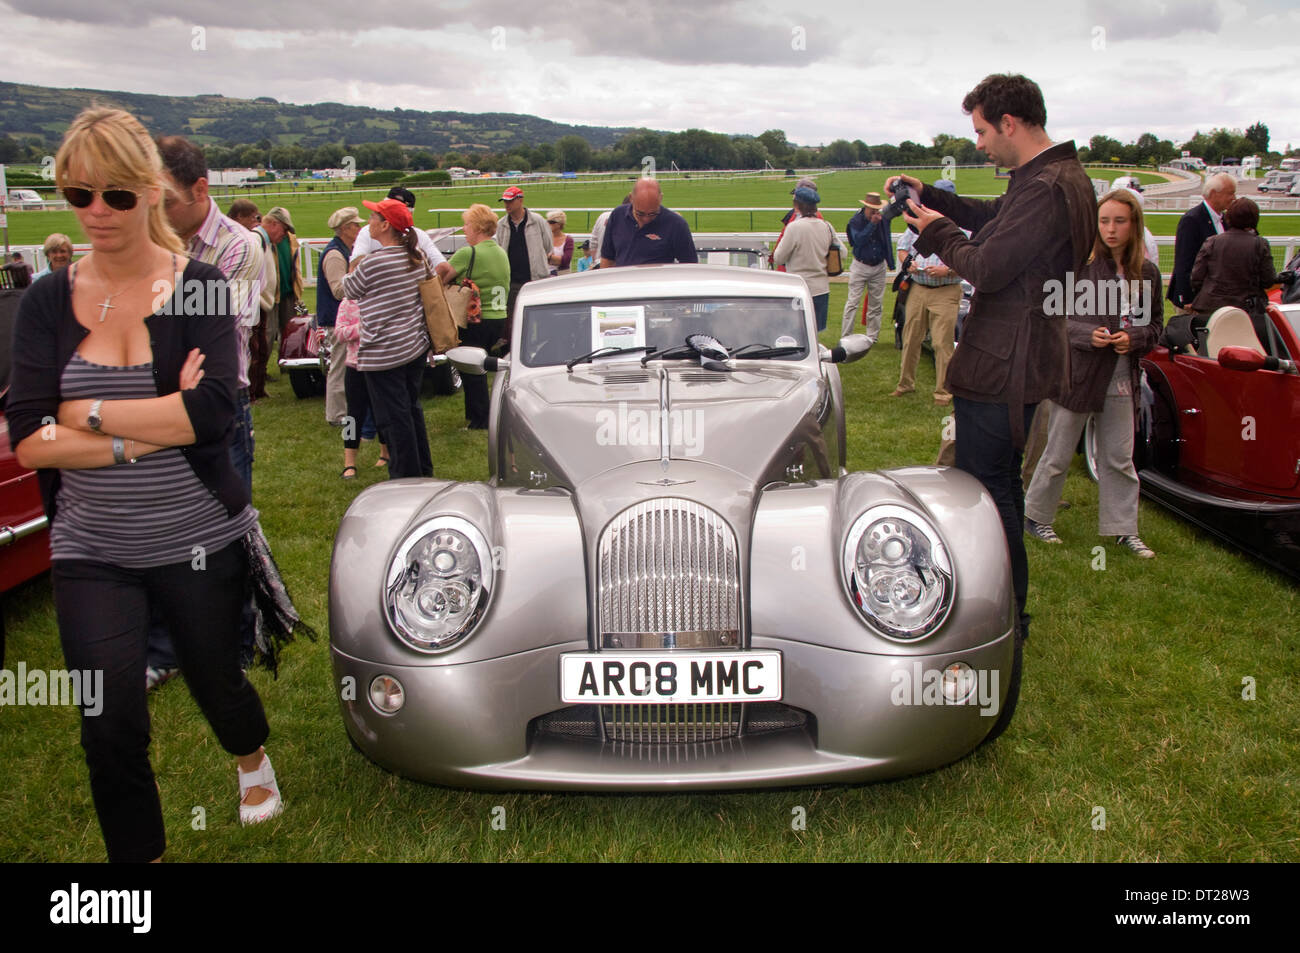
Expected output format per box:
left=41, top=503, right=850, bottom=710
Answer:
left=385, top=517, right=494, bottom=652
left=842, top=504, right=953, bottom=641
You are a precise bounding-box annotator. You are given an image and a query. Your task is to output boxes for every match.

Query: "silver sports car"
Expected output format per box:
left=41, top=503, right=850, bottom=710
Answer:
left=330, top=265, right=1018, bottom=789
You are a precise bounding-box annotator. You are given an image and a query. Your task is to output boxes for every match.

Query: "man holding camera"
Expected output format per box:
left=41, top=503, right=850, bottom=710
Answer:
left=890, top=73, right=1096, bottom=645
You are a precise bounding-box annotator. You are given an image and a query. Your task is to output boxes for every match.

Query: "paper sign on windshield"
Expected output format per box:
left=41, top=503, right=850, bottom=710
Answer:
left=591, top=305, right=647, bottom=352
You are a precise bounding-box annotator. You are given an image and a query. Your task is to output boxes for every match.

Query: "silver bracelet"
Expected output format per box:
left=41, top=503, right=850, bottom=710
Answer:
left=112, top=436, right=126, bottom=464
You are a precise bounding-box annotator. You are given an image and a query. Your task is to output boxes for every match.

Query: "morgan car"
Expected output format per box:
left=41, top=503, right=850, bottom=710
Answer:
left=1134, top=302, right=1300, bottom=580
left=329, top=265, right=1019, bottom=789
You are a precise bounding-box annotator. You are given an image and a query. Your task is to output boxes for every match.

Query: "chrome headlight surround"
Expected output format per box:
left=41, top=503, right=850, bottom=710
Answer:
left=842, top=504, right=954, bottom=641
left=384, top=516, right=494, bottom=653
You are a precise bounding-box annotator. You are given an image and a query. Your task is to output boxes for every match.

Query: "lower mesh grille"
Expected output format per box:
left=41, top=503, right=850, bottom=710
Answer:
left=533, top=703, right=808, bottom=745
left=604, top=703, right=741, bottom=743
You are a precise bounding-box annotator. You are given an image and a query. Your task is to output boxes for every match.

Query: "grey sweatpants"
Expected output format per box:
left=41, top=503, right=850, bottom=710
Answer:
left=1024, top=359, right=1140, bottom=537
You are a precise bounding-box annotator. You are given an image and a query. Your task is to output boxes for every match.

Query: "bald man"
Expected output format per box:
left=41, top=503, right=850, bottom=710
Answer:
left=599, top=178, right=698, bottom=268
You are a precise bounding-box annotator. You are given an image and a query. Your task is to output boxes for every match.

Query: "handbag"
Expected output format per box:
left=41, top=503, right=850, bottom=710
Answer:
left=445, top=245, right=482, bottom=328
left=418, top=254, right=460, bottom=354
left=824, top=222, right=844, bottom=277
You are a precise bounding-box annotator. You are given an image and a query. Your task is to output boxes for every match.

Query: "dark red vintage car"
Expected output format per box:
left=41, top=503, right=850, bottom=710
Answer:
left=1134, top=301, right=1300, bottom=580
left=277, top=311, right=462, bottom=398
left=0, top=288, right=50, bottom=593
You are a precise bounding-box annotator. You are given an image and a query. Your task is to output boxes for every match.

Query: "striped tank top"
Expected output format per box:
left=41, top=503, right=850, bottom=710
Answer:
left=50, top=353, right=257, bottom=567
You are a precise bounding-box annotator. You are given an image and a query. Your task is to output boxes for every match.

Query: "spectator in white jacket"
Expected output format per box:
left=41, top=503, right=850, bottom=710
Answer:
left=773, top=185, right=842, bottom=332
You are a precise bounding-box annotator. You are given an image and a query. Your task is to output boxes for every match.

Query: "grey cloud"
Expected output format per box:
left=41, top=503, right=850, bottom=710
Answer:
left=1084, top=0, right=1224, bottom=40
left=4, top=0, right=840, bottom=67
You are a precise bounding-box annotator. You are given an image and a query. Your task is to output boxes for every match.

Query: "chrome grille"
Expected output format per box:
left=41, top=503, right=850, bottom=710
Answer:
left=602, top=703, right=741, bottom=743
left=598, top=499, right=740, bottom=644
left=533, top=703, right=810, bottom=746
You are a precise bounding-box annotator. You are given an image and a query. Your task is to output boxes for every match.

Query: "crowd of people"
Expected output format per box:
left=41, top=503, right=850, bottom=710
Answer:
left=5, top=78, right=1295, bottom=862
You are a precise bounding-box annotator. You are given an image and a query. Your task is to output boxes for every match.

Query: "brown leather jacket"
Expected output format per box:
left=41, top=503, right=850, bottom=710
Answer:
left=1058, top=256, right=1164, bottom=419
left=914, top=141, right=1097, bottom=444
left=1189, top=229, right=1277, bottom=316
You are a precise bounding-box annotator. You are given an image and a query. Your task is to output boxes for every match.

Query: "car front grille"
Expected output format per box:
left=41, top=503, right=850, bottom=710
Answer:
left=598, top=498, right=740, bottom=649
left=603, top=703, right=742, bottom=743
left=533, top=703, right=809, bottom=746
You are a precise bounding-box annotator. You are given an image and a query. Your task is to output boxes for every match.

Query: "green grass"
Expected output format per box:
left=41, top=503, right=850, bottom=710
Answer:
left=2, top=282, right=1297, bottom=862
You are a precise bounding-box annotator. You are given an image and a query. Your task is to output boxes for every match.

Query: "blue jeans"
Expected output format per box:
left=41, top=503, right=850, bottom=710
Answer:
left=952, top=397, right=1038, bottom=630
left=230, top=389, right=254, bottom=491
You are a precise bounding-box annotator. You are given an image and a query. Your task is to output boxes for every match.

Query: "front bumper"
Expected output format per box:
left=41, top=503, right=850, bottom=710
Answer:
left=277, top=357, right=321, bottom=370
left=332, top=628, right=1015, bottom=790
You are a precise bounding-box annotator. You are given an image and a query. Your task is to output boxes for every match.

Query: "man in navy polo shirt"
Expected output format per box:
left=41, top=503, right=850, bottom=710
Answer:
left=599, top=178, right=698, bottom=267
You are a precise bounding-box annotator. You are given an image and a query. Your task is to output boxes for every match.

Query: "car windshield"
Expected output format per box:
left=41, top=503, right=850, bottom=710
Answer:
left=1283, top=309, right=1300, bottom=343
left=520, top=295, right=809, bottom=367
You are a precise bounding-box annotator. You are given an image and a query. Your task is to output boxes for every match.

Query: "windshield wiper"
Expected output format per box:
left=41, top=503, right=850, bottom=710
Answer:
left=566, top=345, right=654, bottom=371
left=730, top=343, right=806, bottom=359
left=641, top=345, right=696, bottom=365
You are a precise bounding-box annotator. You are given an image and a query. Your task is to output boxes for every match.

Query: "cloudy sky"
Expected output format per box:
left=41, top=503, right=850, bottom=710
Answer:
left=2, top=0, right=1297, bottom=152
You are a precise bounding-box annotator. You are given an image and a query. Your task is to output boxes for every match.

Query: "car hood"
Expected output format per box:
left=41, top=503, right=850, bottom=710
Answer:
left=500, top=362, right=833, bottom=488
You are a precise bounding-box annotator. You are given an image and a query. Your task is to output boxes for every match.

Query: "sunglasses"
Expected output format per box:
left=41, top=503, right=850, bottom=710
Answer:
left=62, top=187, right=142, bottom=211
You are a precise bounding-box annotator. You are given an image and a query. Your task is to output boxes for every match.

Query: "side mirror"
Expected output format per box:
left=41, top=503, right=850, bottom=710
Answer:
left=821, top=334, right=872, bottom=364
left=1217, top=346, right=1266, bottom=372
left=445, top=346, right=509, bottom=375
left=1218, top=345, right=1293, bottom=375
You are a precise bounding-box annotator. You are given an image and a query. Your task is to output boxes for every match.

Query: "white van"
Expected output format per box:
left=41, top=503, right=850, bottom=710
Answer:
left=5, top=189, right=43, bottom=208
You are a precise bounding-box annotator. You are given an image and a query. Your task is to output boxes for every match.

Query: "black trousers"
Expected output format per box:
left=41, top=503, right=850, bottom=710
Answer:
left=52, top=540, right=269, bottom=862
left=953, top=397, right=1038, bottom=631
left=459, top=318, right=504, bottom=428
left=364, top=354, right=433, bottom=479
left=344, top=365, right=387, bottom=450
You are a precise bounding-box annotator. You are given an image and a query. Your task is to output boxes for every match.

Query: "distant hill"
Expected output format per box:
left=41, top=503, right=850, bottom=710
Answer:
left=0, top=81, right=638, bottom=152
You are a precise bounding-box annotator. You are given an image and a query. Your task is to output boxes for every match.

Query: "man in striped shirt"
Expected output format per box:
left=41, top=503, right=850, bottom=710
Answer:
left=154, top=135, right=266, bottom=684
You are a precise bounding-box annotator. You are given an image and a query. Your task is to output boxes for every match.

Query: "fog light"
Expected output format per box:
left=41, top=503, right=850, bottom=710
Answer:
left=940, top=662, right=976, bottom=704
left=369, top=674, right=405, bottom=714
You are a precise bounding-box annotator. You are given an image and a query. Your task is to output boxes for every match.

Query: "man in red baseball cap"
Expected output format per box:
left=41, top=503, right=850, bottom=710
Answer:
left=494, top=185, right=550, bottom=342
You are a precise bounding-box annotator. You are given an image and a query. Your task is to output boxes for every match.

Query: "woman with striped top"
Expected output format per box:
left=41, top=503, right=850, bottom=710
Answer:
left=343, top=198, right=442, bottom=479
left=6, top=107, right=291, bottom=861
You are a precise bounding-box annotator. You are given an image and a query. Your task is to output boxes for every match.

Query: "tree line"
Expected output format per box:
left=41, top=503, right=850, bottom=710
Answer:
left=0, top=122, right=1285, bottom=175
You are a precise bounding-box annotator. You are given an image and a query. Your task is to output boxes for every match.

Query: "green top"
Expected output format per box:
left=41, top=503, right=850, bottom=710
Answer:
left=276, top=237, right=294, bottom=297
left=449, top=239, right=511, bottom=322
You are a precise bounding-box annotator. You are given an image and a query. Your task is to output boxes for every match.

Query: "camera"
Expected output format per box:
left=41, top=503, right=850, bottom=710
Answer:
left=881, top=178, right=918, bottom=225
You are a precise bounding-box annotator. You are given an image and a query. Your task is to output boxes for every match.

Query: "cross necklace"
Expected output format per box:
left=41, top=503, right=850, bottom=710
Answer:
left=96, top=287, right=127, bottom=322
left=73, top=260, right=133, bottom=322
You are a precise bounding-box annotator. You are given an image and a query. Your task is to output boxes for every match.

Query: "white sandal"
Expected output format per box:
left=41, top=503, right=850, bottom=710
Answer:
left=237, top=752, right=284, bottom=826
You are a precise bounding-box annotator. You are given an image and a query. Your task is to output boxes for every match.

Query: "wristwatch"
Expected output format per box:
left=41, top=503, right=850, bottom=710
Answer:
left=88, top=399, right=105, bottom=434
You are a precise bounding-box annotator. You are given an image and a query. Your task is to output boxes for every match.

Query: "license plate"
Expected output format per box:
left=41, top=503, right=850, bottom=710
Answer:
left=560, top=652, right=782, bottom=704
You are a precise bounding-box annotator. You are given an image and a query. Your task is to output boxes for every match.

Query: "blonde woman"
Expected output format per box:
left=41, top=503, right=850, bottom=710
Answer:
left=33, top=232, right=74, bottom=280
left=1024, top=189, right=1164, bottom=557
left=546, top=209, right=573, bottom=275
left=443, top=203, right=511, bottom=429
left=7, top=108, right=289, bottom=861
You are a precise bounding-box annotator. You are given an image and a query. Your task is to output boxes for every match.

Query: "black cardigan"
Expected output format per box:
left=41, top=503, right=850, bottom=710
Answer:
left=6, top=259, right=249, bottom=522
